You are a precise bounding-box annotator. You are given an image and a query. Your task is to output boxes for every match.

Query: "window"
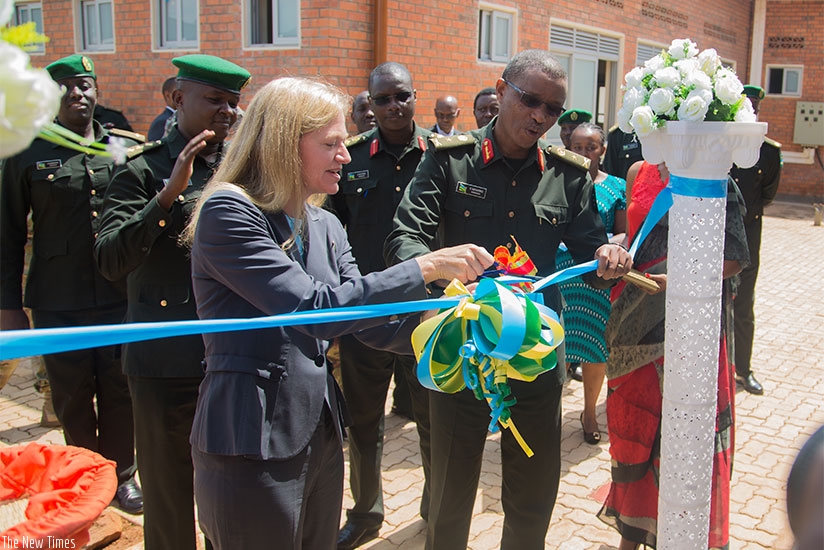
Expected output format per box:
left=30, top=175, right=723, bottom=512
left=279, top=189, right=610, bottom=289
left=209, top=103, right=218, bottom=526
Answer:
left=478, top=7, right=514, bottom=63
left=159, top=0, right=198, bottom=49
left=636, top=41, right=666, bottom=66
left=766, top=66, right=802, bottom=96
left=549, top=24, right=621, bottom=143
left=248, top=0, right=299, bottom=47
left=80, top=0, right=113, bottom=51
left=14, top=2, right=45, bottom=54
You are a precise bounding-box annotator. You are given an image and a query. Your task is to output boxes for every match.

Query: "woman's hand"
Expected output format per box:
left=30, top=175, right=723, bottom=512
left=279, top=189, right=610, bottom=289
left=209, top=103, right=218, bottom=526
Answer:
left=643, top=273, right=666, bottom=295
left=415, top=244, right=494, bottom=285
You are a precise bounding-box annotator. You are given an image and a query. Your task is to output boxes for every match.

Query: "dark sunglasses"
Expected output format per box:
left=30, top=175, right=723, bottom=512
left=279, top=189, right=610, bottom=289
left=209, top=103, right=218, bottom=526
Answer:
left=502, top=79, right=566, bottom=118
left=370, top=91, right=414, bottom=106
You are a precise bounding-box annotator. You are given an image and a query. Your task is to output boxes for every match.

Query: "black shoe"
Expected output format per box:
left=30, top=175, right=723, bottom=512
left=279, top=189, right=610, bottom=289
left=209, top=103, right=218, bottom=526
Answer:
left=113, top=478, right=143, bottom=515
left=391, top=406, right=414, bottom=421
left=737, top=373, right=764, bottom=395
left=567, top=363, right=583, bottom=382
left=337, top=522, right=380, bottom=550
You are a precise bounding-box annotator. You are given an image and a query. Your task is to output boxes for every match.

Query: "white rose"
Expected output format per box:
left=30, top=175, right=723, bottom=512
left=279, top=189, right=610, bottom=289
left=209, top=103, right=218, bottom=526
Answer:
left=677, top=90, right=710, bottom=122
left=625, top=67, right=645, bottom=89
left=668, top=39, right=699, bottom=60
left=697, top=48, right=721, bottom=77
left=735, top=98, right=757, bottom=122
left=683, top=69, right=712, bottom=91
left=673, top=58, right=699, bottom=77
left=648, top=88, right=676, bottom=116
left=714, top=68, right=744, bottom=105
left=0, top=42, right=62, bottom=159
left=622, top=86, right=646, bottom=112
left=653, top=67, right=682, bottom=89
left=643, top=55, right=666, bottom=75
left=617, top=106, right=634, bottom=133
left=629, top=105, right=657, bottom=137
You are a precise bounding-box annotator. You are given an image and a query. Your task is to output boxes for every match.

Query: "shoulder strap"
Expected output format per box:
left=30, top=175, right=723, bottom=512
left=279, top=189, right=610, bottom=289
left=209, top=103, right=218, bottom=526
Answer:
left=109, top=128, right=146, bottom=143
left=429, top=133, right=476, bottom=151
left=126, top=140, right=163, bottom=160
left=544, top=145, right=590, bottom=171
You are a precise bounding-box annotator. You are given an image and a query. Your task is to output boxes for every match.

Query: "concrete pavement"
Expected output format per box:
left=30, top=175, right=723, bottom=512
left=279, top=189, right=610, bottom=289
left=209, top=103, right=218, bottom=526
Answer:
left=1, top=200, right=822, bottom=549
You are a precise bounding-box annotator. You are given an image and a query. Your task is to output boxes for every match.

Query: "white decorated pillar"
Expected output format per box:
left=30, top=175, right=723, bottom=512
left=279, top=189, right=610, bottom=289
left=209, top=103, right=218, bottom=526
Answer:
left=639, top=120, right=767, bottom=549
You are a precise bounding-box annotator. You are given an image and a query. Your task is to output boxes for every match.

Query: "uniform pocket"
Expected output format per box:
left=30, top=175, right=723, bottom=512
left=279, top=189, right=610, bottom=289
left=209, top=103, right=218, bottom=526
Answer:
left=533, top=203, right=570, bottom=228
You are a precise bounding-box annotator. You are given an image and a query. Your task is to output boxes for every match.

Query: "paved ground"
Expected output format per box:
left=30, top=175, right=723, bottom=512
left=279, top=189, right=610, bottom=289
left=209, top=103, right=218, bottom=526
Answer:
left=1, top=200, right=822, bottom=549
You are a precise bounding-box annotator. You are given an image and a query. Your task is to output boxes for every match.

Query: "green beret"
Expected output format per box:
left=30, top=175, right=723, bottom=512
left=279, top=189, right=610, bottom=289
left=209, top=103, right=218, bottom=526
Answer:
left=743, top=85, right=765, bottom=100
left=557, top=109, right=592, bottom=125
left=46, top=54, right=96, bottom=81
left=172, top=54, right=251, bottom=94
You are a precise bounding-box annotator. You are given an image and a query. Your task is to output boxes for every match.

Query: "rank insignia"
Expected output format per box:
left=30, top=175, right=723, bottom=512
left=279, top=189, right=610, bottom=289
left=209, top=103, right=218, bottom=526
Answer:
left=482, top=138, right=494, bottom=164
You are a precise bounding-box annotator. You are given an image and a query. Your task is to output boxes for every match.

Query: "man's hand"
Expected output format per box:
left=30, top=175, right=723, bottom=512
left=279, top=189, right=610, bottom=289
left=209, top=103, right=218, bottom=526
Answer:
left=415, top=244, right=494, bottom=285
left=157, top=129, right=215, bottom=210
left=0, top=309, right=30, bottom=331
left=594, top=243, right=632, bottom=280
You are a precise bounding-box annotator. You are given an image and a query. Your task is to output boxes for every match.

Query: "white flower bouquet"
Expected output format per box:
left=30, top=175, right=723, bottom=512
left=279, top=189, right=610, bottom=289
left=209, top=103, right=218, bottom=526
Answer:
left=617, top=38, right=756, bottom=138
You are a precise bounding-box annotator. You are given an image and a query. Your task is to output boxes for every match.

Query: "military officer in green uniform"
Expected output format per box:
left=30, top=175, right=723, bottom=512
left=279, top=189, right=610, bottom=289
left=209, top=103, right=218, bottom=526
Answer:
left=94, top=54, right=250, bottom=550
left=557, top=108, right=592, bottom=148
left=0, top=54, right=141, bottom=512
left=730, top=85, right=782, bottom=396
left=332, top=62, right=434, bottom=550
left=385, top=49, right=632, bottom=550
left=603, top=125, right=643, bottom=180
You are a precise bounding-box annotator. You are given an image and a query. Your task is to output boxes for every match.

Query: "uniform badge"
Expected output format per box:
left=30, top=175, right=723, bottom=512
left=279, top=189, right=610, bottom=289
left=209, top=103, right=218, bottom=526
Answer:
left=482, top=138, right=494, bottom=165
left=456, top=181, right=487, bottom=199
left=369, top=138, right=379, bottom=157
left=570, top=111, right=578, bottom=121
left=417, top=136, right=426, bottom=150
left=347, top=170, right=369, bottom=182
left=82, top=56, right=93, bottom=72
left=537, top=147, right=545, bottom=171
left=622, top=142, right=639, bottom=151
left=36, top=159, right=62, bottom=170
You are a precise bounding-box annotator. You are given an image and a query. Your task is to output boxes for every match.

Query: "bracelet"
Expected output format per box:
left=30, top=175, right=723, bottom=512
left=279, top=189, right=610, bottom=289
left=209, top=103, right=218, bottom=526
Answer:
left=611, top=242, right=629, bottom=251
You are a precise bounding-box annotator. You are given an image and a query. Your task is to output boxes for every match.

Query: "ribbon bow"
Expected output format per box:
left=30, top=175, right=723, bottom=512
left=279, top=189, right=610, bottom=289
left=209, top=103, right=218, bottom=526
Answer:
left=411, top=278, right=564, bottom=456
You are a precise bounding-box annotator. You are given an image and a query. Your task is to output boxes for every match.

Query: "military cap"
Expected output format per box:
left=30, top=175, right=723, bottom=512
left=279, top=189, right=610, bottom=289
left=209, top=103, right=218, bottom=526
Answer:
left=172, top=54, right=251, bottom=94
left=743, top=85, right=765, bottom=100
left=45, top=54, right=96, bottom=81
left=557, top=109, right=592, bottom=125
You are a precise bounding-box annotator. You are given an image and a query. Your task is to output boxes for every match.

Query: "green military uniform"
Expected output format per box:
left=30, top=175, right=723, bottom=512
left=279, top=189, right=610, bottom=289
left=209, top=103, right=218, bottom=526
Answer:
left=385, top=121, right=609, bottom=549
left=0, top=122, right=135, bottom=482
left=730, top=137, right=782, bottom=379
left=94, top=125, right=217, bottom=549
left=604, top=125, right=644, bottom=180
left=330, top=124, right=435, bottom=530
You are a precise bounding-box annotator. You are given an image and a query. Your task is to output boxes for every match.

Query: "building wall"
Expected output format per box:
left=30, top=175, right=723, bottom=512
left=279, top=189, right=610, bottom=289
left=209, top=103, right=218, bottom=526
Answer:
left=760, top=0, right=824, bottom=199
left=26, top=0, right=821, bottom=197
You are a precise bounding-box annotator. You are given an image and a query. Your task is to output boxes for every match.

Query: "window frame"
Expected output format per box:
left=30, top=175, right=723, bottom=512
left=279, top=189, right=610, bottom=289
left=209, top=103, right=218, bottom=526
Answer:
left=245, top=0, right=300, bottom=49
left=79, top=0, right=114, bottom=52
left=478, top=4, right=516, bottom=64
left=157, top=0, right=200, bottom=50
left=15, top=2, right=45, bottom=54
left=766, top=65, right=803, bottom=97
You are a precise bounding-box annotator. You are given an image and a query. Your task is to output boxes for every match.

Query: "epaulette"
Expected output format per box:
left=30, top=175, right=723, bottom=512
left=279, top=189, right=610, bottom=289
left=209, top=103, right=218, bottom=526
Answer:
left=608, top=124, right=619, bottom=133
left=344, top=133, right=370, bottom=148
left=764, top=137, right=781, bottom=149
left=545, top=145, right=590, bottom=171
left=109, top=128, right=146, bottom=143
left=126, top=140, right=163, bottom=159
left=429, top=133, right=476, bottom=150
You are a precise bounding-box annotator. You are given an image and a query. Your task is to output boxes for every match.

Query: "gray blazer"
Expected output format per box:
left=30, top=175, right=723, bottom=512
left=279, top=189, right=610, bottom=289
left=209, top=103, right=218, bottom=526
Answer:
left=190, top=190, right=427, bottom=460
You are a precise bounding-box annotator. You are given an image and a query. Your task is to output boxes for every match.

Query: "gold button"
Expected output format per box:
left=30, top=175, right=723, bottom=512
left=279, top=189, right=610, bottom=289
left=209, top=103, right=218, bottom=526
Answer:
left=508, top=211, right=515, bottom=218
left=158, top=219, right=167, bottom=228
left=47, top=174, right=54, bottom=180
left=90, top=189, right=97, bottom=195
left=88, top=169, right=95, bottom=175
left=463, top=210, right=471, bottom=217
left=92, top=211, right=98, bottom=217
left=395, top=186, right=401, bottom=192
left=178, top=195, right=185, bottom=202
left=356, top=187, right=363, bottom=193
left=507, top=242, right=513, bottom=249
left=735, top=178, right=739, bottom=182
left=395, top=165, right=401, bottom=171
left=757, top=169, right=762, bottom=174
left=93, top=232, right=98, bottom=238
left=552, top=217, right=558, bottom=224
left=511, top=180, right=517, bottom=187
left=624, top=153, right=630, bottom=158
left=160, top=299, right=168, bottom=307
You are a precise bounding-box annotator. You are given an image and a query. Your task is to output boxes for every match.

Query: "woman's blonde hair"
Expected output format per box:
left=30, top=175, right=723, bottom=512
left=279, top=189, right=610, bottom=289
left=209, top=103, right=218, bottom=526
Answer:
left=182, top=77, right=351, bottom=248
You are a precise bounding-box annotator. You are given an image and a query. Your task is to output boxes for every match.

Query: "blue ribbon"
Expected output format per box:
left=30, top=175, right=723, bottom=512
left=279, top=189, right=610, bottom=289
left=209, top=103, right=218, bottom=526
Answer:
left=670, top=174, right=727, bottom=198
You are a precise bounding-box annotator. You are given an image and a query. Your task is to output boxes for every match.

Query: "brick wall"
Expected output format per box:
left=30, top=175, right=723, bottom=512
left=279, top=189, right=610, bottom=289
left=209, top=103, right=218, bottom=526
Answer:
left=27, top=0, right=821, bottom=197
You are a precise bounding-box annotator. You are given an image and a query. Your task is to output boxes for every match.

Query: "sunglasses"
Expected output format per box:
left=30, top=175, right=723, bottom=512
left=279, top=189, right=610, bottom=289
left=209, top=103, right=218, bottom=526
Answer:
left=502, top=79, right=566, bottom=118
left=370, top=91, right=414, bottom=106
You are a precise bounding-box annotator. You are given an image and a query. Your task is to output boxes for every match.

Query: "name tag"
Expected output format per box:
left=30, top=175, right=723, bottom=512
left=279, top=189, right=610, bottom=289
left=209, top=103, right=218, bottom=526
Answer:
left=622, top=142, right=639, bottom=151
left=347, top=170, right=369, bottom=181
left=456, top=181, right=487, bottom=199
left=36, top=159, right=62, bottom=170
